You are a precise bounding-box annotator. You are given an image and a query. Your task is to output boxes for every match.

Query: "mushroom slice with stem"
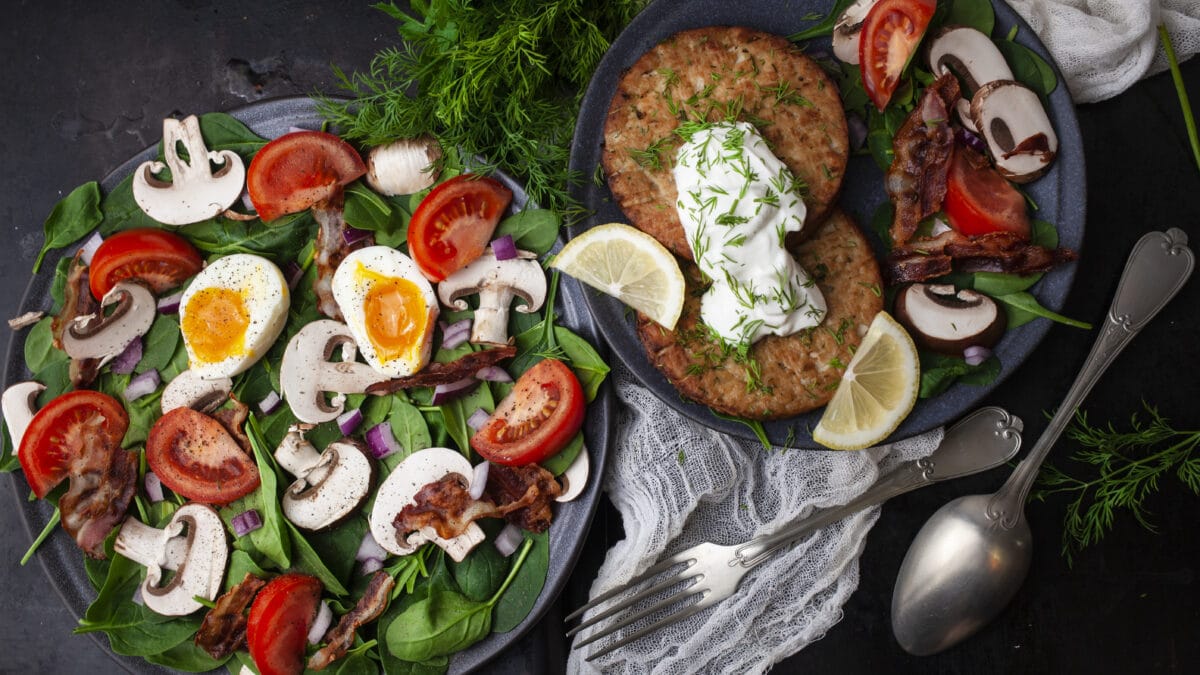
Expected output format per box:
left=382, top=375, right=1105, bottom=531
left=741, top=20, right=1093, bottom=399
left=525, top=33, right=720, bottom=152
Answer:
left=831, top=0, right=880, bottom=65
left=365, top=136, right=443, bottom=196
left=555, top=445, right=590, bottom=503
left=436, top=248, right=547, bottom=346
left=369, top=447, right=485, bottom=563
left=926, top=26, right=1014, bottom=95
left=2, top=381, right=45, bottom=453
left=892, top=283, right=1006, bottom=356
left=970, top=80, right=1058, bottom=183
left=114, top=503, right=229, bottom=617
left=160, top=369, right=233, bottom=414
left=275, top=427, right=375, bottom=530
left=132, top=115, right=246, bottom=226
left=60, top=280, right=157, bottom=365
left=280, top=320, right=389, bottom=424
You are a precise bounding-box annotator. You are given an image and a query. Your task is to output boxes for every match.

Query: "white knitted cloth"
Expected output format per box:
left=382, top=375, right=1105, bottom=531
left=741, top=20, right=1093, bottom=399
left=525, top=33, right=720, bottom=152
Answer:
left=567, top=2, right=1200, bottom=673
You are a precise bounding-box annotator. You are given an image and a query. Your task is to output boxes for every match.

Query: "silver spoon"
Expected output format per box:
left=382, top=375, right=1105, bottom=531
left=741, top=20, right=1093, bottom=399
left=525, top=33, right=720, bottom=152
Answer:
left=891, top=228, right=1195, bottom=656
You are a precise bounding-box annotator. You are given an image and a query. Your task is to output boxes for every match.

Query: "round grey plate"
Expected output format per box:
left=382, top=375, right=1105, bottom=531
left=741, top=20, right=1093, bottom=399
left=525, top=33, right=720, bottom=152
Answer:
left=3, top=96, right=612, bottom=674
left=567, top=0, right=1084, bottom=448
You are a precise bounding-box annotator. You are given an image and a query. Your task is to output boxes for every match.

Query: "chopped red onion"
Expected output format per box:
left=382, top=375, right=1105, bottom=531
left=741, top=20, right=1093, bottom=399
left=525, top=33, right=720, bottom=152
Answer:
left=467, top=407, right=491, bottom=431
left=131, top=584, right=144, bottom=607
left=78, top=232, right=104, bottom=266
left=123, top=370, right=161, bottom=401
left=283, top=261, right=304, bottom=290
left=360, top=557, right=384, bottom=575
left=441, top=319, right=472, bottom=350
left=847, top=113, right=868, bottom=151
left=287, top=126, right=310, bottom=134
left=258, top=390, right=283, bottom=415
left=241, top=188, right=256, bottom=213
left=365, top=422, right=403, bottom=459
left=343, top=226, right=372, bottom=246
left=144, top=471, right=164, bottom=503
left=231, top=509, right=263, bottom=537
left=491, top=234, right=517, bottom=261
left=307, top=601, right=332, bottom=645
left=955, top=126, right=989, bottom=155
left=963, top=345, right=992, bottom=366
left=337, top=408, right=363, bottom=436
left=156, top=291, right=183, bottom=314
left=110, top=338, right=143, bottom=375
left=356, top=530, right=389, bottom=562
left=494, top=523, right=524, bottom=557
left=470, top=462, right=489, bottom=500
left=431, top=377, right=479, bottom=405
left=475, top=365, right=512, bottom=383
left=930, top=218, right=952, bottom=237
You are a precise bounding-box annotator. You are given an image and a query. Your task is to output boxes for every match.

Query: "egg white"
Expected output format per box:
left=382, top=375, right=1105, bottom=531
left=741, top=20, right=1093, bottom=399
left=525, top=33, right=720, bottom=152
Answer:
left=178, top=253, right=290, bottom=379
left=332, top=246, right=438, bottom=378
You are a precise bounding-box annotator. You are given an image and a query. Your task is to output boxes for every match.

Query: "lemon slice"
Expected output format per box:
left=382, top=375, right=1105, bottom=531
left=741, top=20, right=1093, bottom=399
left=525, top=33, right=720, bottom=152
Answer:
left=552, top=223, right=685, bottom=330
left=813, top=311, right=920, bottom=450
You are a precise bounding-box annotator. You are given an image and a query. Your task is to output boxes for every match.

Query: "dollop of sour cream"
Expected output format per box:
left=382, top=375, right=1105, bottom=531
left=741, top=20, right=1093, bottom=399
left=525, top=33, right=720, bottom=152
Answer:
left=672, top=121, right=826, bottom=345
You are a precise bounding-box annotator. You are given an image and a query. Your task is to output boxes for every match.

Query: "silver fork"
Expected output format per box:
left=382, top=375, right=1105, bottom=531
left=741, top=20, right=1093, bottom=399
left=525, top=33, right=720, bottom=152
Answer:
left=565, top=406, right=1024, bottom=660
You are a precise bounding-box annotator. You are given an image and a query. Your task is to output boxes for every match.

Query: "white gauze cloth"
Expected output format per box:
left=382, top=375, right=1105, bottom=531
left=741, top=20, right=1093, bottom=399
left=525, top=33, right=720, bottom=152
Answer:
left=568, top=365, right=943, bottom=674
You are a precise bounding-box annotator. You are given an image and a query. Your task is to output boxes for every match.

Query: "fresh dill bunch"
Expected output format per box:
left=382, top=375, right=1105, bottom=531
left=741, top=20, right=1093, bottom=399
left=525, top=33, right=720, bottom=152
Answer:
left=318, top=0, right=647, bottom=221
left=1031, top=403, right=1200, bottom=566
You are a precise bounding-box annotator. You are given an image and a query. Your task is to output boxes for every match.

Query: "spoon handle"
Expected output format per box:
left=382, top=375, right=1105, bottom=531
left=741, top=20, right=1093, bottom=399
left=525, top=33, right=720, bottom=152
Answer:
left=988, top=229, right=1195, bottom=526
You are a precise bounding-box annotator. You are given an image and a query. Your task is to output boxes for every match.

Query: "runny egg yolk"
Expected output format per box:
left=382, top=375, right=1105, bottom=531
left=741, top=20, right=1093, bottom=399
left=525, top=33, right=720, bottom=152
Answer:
left=182, top=287, right=250, bottom=364
left=360, top=267, right=428, bottom=363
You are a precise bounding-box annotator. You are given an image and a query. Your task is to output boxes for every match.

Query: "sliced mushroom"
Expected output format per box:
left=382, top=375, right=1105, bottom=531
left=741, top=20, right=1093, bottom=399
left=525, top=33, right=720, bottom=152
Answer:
left=369, top=447, right=485, bottom=563
left=955, top=98, right=979, bottom=134
left=927, top=26, right=1015, bottom=95
left=114, top=503, right=229, bottom=616
left=555, top=445, right=589, bottom=503
left=2, top=381, right=45, bottom=453
left=365, top=136, right=443, bottom=196
left=132, top=115, right=246, bottom=226
left=280, top=320, right=389, bottom=424
left=160, top=369, right=233, bottom=414
left=831, top=0, right=880, bottom=65
left=275, top=427, right=374, bottom=531
left=437, top=248, right=547, bottom=345
left=893, top=283, right=1006, bottom=355
left=60, top=280, right=156, bottom=364
left=971, top=80, right=1058, bottom=183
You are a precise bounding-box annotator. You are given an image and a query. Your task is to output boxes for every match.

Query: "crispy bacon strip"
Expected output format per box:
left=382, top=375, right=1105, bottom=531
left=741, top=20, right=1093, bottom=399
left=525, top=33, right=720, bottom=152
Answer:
left=886, top=230, right=1078, bottom=284
left=59, top=442, right=138, bottom=559
left=195, top=573, right=267, bottom=660
left=51, top=251, right=103, bottom=388
left=313, top=197, right=373, bottom=322
left=211, top=395, right=252, bottom=456
left=307, top=571, right=395, bottom=671
left=484, top=463, right=561, bottom=533
left=885, top=73, right=960, bottom=247
left=366, top=345, right=518, bottom=395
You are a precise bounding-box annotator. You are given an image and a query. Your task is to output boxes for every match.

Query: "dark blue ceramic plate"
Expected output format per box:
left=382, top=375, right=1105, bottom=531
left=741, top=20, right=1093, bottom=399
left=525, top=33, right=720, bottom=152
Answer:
left=567, top=0, right=1084, bottom=448
left=3, top=97, right=612, bottom=674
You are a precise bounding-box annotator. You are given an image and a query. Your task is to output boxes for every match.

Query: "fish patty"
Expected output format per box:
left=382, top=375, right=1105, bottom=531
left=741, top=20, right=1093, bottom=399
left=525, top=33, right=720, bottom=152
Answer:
left=636, top=209, right=883, bottom=420
left=602, top=25, right=849, bottom=259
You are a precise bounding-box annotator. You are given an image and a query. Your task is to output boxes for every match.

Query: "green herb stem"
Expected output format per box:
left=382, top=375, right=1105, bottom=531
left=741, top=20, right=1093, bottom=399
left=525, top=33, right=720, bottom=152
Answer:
left=1158, top=24, right=1200, bottom=173
left=21, top=508, right=61, bottom=565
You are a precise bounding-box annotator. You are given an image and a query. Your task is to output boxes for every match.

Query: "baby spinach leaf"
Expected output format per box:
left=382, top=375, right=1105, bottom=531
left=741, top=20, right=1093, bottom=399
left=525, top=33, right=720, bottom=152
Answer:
left=303, top=515, right=369, bottom=590
left=494, top=209, right=561, bottom=255
left=554, top=326, right=610, bottom=402
left=388, top=398, right=433, bottom=470
left=994, top=292, right=1091, bottom=329
left=972, top=271, right=1041, bottom=296
left=197, top=112, right=267, bottom=157
left=225, top=550, right=269, bottom=592
left=540, top=432, right=584, bottom=476
left=285, top=520, right=350, bottom=596
left=386, top=589, right=493, bottom=662
left=0, top=418, right=18, bottom=473
left=98, top=175, right=160, bottom=236
left=491, top=531, right=547, bottom=632
left=996, top=37, right=1057, bottom=96
left=944, top=0, right=994, bottom=35
left=24, top=318, right=64, bottom=373
left=34, top=182, right=102, bottom=272
left=787, top=0, right=856, bottom=41
left=451, top=521, right=510, bottom=602
left=143, top=638, right=228, bottom=672
left=919, top=353, right=1001, bottom=398
left=226, top=420, right=292, bottom=571
left=49, top=255, right=73, bottom=312
left=137, top=315, right=181, bottom=375
left=178, top=211, right=318, bottom=265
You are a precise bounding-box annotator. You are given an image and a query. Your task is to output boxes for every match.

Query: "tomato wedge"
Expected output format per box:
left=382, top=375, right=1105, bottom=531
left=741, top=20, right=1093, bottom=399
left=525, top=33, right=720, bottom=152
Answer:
left=247, top=130, right=366, bottom=222
left=145, top=407, right=260, bottom=504
left=247, top=573, right=323, bottom=675
left=471, top=358, right=585, bottom=466
left=89, top=228, right=203, bottom=300
left=859, top=0, right=935, bottom=110
left=944, top=147, right=1031, bottom=238
left=407, top=174, right=513, bottom=281
left=19, top=391, right=129, bottom=499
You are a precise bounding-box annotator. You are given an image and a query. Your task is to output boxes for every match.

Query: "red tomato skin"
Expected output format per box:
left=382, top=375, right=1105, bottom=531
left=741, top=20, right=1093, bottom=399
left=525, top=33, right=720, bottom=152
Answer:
left=19, top=391, right=129, bottom=499
left=247, top=573, right=323, bottom=675
left=944, top=148, right=1031, bottom=239
left=89, top=228, right=203, bottom=300
left=145, top=407, right=260, bottom=505
left=471, top=358, right=585, bottom=466
left=859, top=0, right=936, bottom=110
left=407, top=174, right=513, bottom=282
left=247, top=131, right=366, bottom=222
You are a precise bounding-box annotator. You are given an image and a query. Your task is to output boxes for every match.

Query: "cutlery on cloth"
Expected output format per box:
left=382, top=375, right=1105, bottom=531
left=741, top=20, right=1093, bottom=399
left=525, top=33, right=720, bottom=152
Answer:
left=891, top=228, right=1194, bottom=655
left=566, top=406, right=1024, bottom=660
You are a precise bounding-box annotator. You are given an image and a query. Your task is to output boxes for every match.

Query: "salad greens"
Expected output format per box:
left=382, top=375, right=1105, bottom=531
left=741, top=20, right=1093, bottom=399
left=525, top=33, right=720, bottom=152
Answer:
left=7, top=111, right=609, bottom=673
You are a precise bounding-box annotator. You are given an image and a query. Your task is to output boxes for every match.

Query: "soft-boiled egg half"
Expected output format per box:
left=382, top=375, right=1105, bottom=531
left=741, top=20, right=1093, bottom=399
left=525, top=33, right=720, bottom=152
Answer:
left=333, top=246, right=438, bottom=378
left=179, top=253, right=289, bottom=379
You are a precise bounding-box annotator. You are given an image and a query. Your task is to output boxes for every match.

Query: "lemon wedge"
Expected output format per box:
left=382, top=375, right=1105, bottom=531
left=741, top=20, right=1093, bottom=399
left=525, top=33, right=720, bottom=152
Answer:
left=552, top=223, right=685, bottom=330
left=813, top=311, right=920, bottom=450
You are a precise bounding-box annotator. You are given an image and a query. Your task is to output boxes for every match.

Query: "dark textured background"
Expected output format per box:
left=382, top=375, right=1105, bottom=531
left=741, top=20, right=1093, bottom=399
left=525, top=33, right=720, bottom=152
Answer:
left=2, top=1, right=1198, bottom=673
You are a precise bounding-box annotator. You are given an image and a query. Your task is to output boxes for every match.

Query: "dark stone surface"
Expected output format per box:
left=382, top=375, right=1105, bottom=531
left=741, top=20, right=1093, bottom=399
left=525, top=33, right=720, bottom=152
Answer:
left=1, top=2, right=1197, bottom=673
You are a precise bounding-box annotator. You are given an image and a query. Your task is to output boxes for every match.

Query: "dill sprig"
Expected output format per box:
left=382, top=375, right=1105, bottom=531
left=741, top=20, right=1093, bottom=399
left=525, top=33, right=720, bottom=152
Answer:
left=1031, top=403, right=1200, bottom=566
left=318, top=0, right=647, bottom=221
